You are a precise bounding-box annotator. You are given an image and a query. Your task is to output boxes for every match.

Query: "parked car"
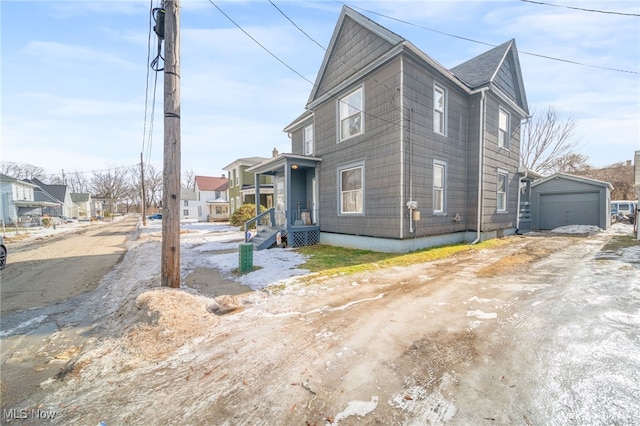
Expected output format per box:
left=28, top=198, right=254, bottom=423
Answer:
left=148, top=214, right=163, bottom=220
left=0, top=235, right=6, bottom=270
left=611, top=201, right=637, bottom=225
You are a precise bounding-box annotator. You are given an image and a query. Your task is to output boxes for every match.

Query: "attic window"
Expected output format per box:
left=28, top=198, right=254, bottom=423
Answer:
left=339, top=87, right=363, bottom=141
left=498, top=107, right=510, bottom=149
left=434, top=84, right=447, bottom=135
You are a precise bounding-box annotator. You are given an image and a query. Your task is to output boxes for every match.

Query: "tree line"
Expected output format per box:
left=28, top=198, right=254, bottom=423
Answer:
left=0, top=161, right=195, bottom=216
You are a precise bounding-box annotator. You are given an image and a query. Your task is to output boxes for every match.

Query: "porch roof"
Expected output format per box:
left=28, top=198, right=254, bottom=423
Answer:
left=247, top=153, right=321, bottom=175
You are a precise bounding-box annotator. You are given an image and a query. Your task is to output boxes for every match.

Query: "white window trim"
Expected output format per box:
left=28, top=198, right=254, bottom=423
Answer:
left=337, top=161, right=364, bottom=215
left=338, top=86, right=364, bottom=142
left=304, top=124, right=314, bottom=155
left=498, top=107, right=510, bottom=149
left=434, top=83, right=447, bottom=136
left=497, top=169, right=509, bottom=213
left=433, top=159, right=447, bottom=215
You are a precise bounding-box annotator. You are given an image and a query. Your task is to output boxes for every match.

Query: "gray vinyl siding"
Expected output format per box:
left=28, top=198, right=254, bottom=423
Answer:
left=401, top=58, right=471, bottom=237
left=317, top=17, right=395, bottom=100
left=465, top=93, right=483, bottom=230
left=480, top=94, right=520, bottom=231
left=493, top=52, right=525, bottom=108
left=315, top=59, right=403, bottom=239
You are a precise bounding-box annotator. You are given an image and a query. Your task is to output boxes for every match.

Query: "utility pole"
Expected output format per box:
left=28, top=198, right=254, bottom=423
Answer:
left=140, top=152, right=147, bottom=227
left=162, top=0, right=181, bottom=288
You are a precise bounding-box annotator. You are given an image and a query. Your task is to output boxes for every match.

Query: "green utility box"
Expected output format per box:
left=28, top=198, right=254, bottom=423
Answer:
left=239, top=243, right=253, bottom=273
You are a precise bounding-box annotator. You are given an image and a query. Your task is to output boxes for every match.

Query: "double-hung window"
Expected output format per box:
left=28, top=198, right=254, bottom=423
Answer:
left=304, top=124, right=314, bottom=155
left=497, top=170, right=508, bottom=212
left=339, top=164, right=363, bottom=214
left=498, top=107, right=510, bottom=149
left=339, top=87, right=363, bottom=141
left=433, top=160, right=447, bottom=214
left=434, top=84, right=446, bottom=135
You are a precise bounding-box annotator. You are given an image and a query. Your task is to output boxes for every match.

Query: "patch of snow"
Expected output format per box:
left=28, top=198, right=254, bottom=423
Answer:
left=466, top=310, right=497, bottom=319
left=333, top=396, right=379, bottom=425
left=551, top=225, right=601, bottom=235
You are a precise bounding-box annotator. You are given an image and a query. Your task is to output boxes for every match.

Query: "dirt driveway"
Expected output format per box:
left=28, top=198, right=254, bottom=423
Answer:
left=2, top=226, right=639, bottom=425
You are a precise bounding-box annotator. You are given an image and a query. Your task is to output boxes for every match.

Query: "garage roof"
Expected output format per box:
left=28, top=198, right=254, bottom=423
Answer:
left=531, top=173, right=613, bottom=190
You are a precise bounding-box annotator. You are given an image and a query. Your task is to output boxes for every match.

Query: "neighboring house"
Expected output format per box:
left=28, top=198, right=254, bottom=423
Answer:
left=26, top=178, right=74, bottom=218
left=248, top=6, right=529, bottom=252
left=180, top=187, right=199, bottom=223
left=0, top=173, right=58, bottom=225
left=531, top=173, right=612, bottom=231
left=194, top=175, right=229, bottom=222
left=70, top=193, right=93, bottom=221
left=223, top=155, right=274, bottom=213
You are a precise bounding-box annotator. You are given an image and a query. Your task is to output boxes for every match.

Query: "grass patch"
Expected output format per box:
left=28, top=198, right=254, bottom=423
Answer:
left=601, top=234, right=639, bottom=252
left=295, top=238, right=511, bottom=279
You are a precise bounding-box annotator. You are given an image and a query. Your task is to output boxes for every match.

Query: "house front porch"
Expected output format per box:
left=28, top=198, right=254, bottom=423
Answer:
left=245, top=154, right=321, bottom=249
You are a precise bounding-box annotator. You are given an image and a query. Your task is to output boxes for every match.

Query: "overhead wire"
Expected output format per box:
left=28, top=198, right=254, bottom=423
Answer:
left=520, top=0, right=640, bottom=17
left=209, top=1, right=404, bottom=133
left=342, top=2, right=639, bottom=75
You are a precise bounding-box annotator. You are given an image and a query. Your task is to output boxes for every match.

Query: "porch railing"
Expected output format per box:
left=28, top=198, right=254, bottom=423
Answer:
left=244, top=207, right=276, bottom=243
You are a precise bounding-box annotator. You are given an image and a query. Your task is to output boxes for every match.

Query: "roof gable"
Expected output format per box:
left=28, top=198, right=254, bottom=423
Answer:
left=532, top=173, right=613, bottom=190
left=195, top=175, right=228, bottom=192
left=28, top=178, right=68, bottom=203
left=307, top=6, right=403, bottom=106
left=451, top=40, right=528, bottom=114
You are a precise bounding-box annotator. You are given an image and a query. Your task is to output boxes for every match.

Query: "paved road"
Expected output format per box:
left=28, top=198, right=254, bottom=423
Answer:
left=0, top=216, right=139, bottom=408
left=1, top=217, right=139, bottom=314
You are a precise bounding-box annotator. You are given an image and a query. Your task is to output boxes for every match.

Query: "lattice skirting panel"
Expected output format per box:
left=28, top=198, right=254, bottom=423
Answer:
left=290, top=229, right=320, bottom=247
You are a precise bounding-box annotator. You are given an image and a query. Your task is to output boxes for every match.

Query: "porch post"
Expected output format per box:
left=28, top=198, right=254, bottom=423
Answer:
left=254, top=172, right=261, bottom=217
left=284, top=159, right=291, bottom=227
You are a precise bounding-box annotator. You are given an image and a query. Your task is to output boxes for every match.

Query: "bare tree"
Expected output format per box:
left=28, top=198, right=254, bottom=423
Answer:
left=521, top=107, right=582, bottom=175
left=182, top=169, right=195, bottom=189
left=141, top=165, right=163, bottom=211
left=91, top=167, right=131, bottom=215
left=0, top=162, right=46, bottom=180
left=576, top=161, right=635, bottom=200
left=49, top=171, right=91, bottom=193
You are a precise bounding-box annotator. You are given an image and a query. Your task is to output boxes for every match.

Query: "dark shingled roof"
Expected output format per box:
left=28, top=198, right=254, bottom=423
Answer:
left=450, top=40, right=513, bottom=89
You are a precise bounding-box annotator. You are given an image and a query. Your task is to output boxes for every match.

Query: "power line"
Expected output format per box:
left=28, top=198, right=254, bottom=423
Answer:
left=343, top=2, right=639, bottom=75
left=210, top=1, right=404, bottom=133
left=209, top=1, right=315, bottom=86
left=520, top=0, right=640, bottom=17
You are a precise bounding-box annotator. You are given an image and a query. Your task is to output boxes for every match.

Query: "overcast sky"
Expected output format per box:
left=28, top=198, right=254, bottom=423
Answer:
left=2, top=0, right=638, bottom=180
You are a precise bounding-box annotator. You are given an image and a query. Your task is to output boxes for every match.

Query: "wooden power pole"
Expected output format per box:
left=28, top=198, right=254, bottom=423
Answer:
left=162, top=0, right=181, bottom=288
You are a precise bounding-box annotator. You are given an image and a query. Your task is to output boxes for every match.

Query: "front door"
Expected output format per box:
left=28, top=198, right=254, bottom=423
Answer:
left=274, top=175, right=286, bottom=227
left=312, top=177, right=318, bottom=225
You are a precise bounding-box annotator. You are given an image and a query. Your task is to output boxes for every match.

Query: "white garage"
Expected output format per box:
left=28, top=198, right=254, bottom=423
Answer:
left=531, top=174, right=612, bottom=230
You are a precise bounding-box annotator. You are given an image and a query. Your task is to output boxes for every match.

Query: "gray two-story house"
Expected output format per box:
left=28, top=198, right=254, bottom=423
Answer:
left=248, top=6, right=528, bottom=252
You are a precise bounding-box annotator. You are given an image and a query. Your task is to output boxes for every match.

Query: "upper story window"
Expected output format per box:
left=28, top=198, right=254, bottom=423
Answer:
left=498, top=107, right=510, bottom=149
left=433, top=160, right=447, bottom=214
left=339, top=163, right=364, bottom=214
left=183, top=200, right=188, bottom=207
left=339, top=87, right=363, bottom=141
left=304, top=124, right=314, bottom=155
left=434, top=83, right=447, bottom=135
left=497, top=170, right=508, bottom=212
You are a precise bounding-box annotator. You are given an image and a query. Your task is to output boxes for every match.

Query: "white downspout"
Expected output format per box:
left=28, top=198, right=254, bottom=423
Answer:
left=472, top=89, right=487, bottom=244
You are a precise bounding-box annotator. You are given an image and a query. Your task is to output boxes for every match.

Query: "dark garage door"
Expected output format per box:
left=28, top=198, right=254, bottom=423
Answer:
left=539, top=192, right=600, bottom=230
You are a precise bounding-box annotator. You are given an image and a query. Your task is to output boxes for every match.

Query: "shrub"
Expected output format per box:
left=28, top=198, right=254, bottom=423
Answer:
left=230, top=204, right=267, bottom=228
